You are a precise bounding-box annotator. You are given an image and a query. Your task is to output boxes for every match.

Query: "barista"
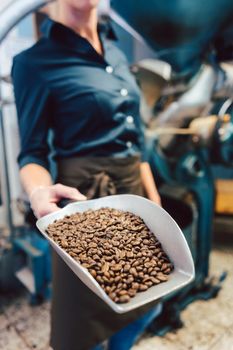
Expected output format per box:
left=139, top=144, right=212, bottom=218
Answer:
left=12, top=0, right=162, bottom=349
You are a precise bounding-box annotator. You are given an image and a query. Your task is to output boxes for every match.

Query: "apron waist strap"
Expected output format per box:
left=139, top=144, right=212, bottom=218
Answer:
left=57, top=156, right=143, bottom=199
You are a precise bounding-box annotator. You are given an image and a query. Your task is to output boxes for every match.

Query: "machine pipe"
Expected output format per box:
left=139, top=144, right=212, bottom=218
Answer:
left=0, top=0, right=52, bottom=235
left=0, top=0, right=52, bottom=44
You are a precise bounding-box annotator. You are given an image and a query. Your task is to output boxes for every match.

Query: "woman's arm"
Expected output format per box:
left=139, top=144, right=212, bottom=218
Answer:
left=140, top=162, right=161, bottom=206
left=21, top=163, right=86, bottom=218
left=12, top=60, right=86, bottom=218
left=20, top=163, right=53, bottom=195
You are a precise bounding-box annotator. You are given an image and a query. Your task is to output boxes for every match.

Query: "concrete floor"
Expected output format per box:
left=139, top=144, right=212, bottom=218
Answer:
left=0, top=234, right=233, bottom=350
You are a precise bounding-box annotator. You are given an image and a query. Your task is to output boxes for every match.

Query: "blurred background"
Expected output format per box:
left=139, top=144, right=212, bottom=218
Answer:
left=0, top=0, right=233, bottom=349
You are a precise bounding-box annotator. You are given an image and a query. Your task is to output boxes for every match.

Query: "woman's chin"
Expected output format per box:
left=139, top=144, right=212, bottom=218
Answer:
left=70, top=0, right=100, bottom=11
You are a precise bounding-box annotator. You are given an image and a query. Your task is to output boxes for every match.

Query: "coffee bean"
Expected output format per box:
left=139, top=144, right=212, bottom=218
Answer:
left=145, top=281, right=153, bottom=287
left=132, top=260, right=140, bottom=267
left=132, top=282, right=139, bottom=290
left=151, top=277, right=160, bottom=284
left=112, top=264, right=122, bottom=272
left=109, top=292, right=117, bottom=300
left=69, top=251, right=77, bottom=257
left=102, top=276, right=111, bottom=284
left=93, top=254, right=100, bottom=261
left=89, top=242, right=98, bottom=248
left=114, top=275, right=121, bottom=283
left=156, top=274, right=168, bottom=282
left=123, top=264, right=131, bottom=272
left=161, top=263, right=168, bottom=271
left=96, top=275, right=103, bottom=283
left=112, top=240, right=120, bottom=247
left=138, top=272, right=144, bottom=279
left=136, top=266, right=143, bottom=272
left=150, top=271, right=157, bottom=277
left=102, top=262, right=110, bottom=273
left=104, top=271, right=110, bottom=279
left=126, top=276, right=134, bottom=284
left=126, top=251, right=134, bottom=258
left=46, top=207, right=173, bottom=304
left=129, top=267, right=138, bottom=277
left=61, top=240, right=68, bottom=248
left=139, top=284, right=148, bottom=291
left=143, top=276, right=151, bottom=283
left=118, top=290, right=128, bottom=296
left=119, top=295, right=130, bottom=303
left=132, top=240, right=141, bottom=246
left=143, top=239, right=150, bottom=245
left=128, top=289, right=137, bottom=297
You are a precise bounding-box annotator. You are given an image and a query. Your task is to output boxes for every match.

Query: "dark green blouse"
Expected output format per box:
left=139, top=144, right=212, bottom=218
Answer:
left=12, top=18, right=146, bottom=170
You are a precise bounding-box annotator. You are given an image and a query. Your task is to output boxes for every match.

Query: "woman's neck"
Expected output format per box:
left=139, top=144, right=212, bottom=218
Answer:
left=56, top=2, right=102, bottom=53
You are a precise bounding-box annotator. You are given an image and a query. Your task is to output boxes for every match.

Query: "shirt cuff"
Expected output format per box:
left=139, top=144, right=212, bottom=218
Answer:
left=141, top=150, right=149, bottom=162
left=18, top=155, right=49, bottom=170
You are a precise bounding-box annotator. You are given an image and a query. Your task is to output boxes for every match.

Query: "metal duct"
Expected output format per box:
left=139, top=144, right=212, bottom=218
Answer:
left=111, top=0, right=233, bottom=73
left=0, top=0, right=52, bottom=43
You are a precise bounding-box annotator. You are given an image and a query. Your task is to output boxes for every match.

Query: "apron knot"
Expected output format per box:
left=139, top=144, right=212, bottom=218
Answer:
left=86, top=171, right=117, bottom=199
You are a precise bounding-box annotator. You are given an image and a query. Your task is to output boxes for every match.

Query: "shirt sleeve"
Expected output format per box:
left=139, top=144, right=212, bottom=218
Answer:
left=11, top=58, right=51, bottom=170
left=138, top=121, right=149, bottom=162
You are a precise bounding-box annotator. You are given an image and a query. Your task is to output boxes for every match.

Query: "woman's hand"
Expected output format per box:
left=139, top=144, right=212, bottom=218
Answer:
left=29, top=183, right=86, bottom=218
left=140, top=162, right=162, bottom=206
left=147, top=190, right=162, bottom=206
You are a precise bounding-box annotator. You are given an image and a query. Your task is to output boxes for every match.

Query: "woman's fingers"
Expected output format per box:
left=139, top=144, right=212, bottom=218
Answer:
left=52, top=183, right=86, bottom=201
left=30, top=183, right=87, bottom=218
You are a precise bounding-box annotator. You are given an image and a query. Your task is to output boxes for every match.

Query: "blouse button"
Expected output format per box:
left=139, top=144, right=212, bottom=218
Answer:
left=126, top=141, right=133, bottom=148
left=126, top=115, right=134, bottom=124
left=120, top=88, right=128, bottom=96
left=106, top=65, right=113, bottom=74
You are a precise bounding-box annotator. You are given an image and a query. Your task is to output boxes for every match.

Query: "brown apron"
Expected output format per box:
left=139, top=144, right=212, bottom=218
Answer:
left=51, top=156, right=158, bottom=350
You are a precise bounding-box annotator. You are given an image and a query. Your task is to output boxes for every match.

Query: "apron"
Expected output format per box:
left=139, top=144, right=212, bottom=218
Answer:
left=51, top=156, right=158, bottom=350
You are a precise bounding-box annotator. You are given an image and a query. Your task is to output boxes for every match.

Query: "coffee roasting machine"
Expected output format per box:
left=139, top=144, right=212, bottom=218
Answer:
left=111, top=0, right=233, bottom=333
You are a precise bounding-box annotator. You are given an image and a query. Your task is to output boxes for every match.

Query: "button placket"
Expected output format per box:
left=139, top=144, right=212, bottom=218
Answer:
left=105, top=65, right=113, bottom=74
left=120, top=88, right=128, bottom=97
left=126, top=115, right=134, bottom=124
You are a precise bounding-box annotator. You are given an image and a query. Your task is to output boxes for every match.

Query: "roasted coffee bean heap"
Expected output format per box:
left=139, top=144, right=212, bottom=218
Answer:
left=46, top=208, right=173, bottom=304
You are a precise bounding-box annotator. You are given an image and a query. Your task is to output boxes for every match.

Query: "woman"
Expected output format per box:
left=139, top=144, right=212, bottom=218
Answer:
left=12, top=0, right=162, bottom=349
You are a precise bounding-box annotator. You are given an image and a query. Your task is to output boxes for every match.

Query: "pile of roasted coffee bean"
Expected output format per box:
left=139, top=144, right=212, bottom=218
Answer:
left=46, top=208, right=173, bottom=304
